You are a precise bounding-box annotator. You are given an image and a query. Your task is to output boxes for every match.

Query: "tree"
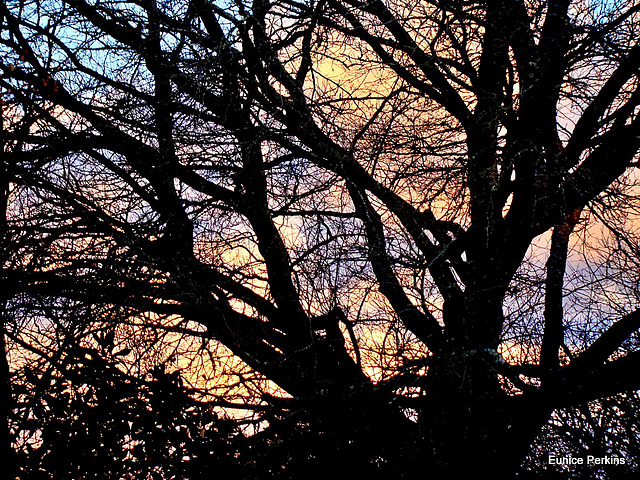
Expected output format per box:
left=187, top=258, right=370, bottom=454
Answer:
left=2, top=0, right=640, bottom=477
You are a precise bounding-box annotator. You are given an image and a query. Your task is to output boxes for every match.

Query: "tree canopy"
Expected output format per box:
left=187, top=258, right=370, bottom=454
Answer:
left=2, top=0, right=640, bottom=478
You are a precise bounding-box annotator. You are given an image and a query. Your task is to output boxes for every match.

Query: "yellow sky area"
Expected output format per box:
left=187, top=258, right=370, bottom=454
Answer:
left=4, top=304, right=554, bottom=423
left=6, top=323, right=55, bottom=376
left=119, top=292, right=429, bottom=406
left=357, top=321, right=430, bottom=383
left=308, top=38, right=459, bottom=130
left=1, top=100, right=22, bottom=128
left=498, top=339, right=542, bottom=367
left=197, top=229, right=431, bottom=384
left=291, top=34, right=472, bottom=224
left=104, top=314, right=290, bottom=419
left=195, top=228, right=270, bottom=303
left=312, top=42, right=397, bottom=101
left=498, top=337, right=578, bottom=384
left=302, top=1, right=478, bottom=99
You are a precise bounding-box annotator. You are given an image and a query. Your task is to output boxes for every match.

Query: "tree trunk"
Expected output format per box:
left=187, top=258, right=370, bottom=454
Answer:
left=421, top=348, right=550, bottom=479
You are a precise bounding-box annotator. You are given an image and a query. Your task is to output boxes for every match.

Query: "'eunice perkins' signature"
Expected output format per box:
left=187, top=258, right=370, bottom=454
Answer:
left=548, top=455, right=626, bottom=466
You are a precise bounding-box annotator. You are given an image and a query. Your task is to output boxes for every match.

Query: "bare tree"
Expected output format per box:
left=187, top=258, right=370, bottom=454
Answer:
left=2, top=0, right=640, bottom=477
